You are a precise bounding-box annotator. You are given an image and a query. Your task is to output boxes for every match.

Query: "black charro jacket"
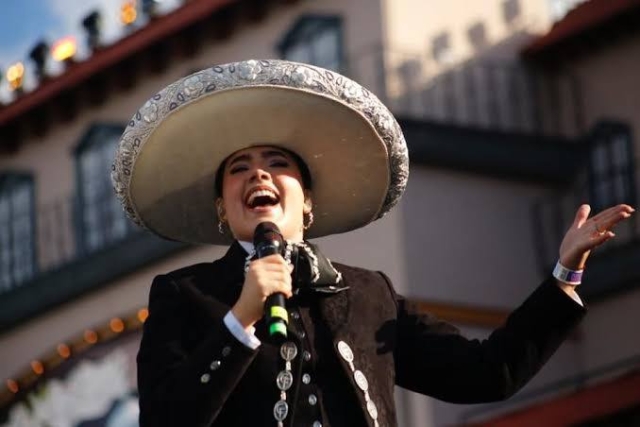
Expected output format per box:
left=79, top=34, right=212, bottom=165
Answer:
left=137, top=242, right=585, bottom=427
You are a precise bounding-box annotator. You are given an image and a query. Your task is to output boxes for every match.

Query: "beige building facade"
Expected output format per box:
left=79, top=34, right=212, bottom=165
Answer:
left=1, top=0, right=639, bottom=426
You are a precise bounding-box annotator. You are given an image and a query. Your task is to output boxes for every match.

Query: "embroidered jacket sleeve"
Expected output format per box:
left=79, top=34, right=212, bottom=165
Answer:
left=383, top=274, right=586, bottom=403
left=136, top=274, right=259, bottom=427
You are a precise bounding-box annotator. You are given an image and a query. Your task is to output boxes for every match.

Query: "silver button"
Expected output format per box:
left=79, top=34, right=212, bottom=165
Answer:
left=221, top=346, right=231, bottom=357
left=210, top=360, right=221, bottom=371
left=273, top=400, right=289, bottom=421
left=313, top=422, right=322, bottom=427
left=200, top=373, right=210, bottom=384
left=308, top=394, right=317, bottom=405
left=300, top=331, right=306, bottom=338
left=354, top=370, right=369, bottom=391
left=280, top=342, right=298, bottom=361
left=276, top=370, right=294, bottom=391
left=302, top=373, right=311, bottom=384
left=291, top=311, right=300, bottom=320
left=366, top=400, right=378, bottom=420
left=337, top=341, right=354, bottom=362
left=303, top=351, right=311, bottom=361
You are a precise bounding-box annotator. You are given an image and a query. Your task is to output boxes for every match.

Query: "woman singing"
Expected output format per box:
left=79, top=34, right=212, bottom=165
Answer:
left=112, top=59, right=634, bottom=427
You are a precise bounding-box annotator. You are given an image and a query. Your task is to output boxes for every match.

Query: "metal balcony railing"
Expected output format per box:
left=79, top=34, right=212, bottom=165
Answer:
left=0, top=190, right=141, bottom=295
left=344, top=47, right=584, bottom=138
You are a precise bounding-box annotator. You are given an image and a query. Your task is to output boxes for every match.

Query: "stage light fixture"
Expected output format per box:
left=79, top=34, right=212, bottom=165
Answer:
left=142, top=0, right=161, bottom=18
left=121, top=1, right=138, bottom=25
left=6, top=62, right=25, bottom=92
left=29, top=40, right=49, bottom=81
left=52, top=37, right=77, bottom=64
left=82, top=10, right=102, bottom=51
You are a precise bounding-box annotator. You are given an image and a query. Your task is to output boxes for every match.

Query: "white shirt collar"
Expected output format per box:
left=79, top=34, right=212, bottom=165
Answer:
left=238, top=241, right=254, bottom=255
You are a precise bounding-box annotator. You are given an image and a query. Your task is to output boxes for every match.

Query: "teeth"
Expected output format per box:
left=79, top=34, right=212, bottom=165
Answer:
left=247, top=189, right=277, bottom=205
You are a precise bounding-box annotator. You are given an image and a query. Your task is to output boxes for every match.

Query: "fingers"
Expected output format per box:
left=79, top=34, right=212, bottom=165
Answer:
left=247, top=255, right=293, bottom=298
left=593, top=230, right=615, bottom=246
left=235, top=255, right=294, bottom=327
left=572, top=204, right=591, bottom=228
left=559, top=204, right=634, bottom=270
left=588, top=204, right=635, bottom=233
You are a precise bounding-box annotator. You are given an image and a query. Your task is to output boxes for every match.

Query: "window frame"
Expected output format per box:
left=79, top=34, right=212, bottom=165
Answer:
left=277, top=14, right=345, bottom=72
left=73, top=123, right=129, bottom=255
left=0, top=172, right=37, bottom=292
left=587, top=121, right=637, bottom=213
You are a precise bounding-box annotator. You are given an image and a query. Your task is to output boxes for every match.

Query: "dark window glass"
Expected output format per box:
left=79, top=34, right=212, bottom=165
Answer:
left=279, top=15, right=343, bottom=72
left=588, top=123, right=636, bottom=212
left=75, top=125, right=130, bottom=253
left=0, top=174, right=36, bottom=292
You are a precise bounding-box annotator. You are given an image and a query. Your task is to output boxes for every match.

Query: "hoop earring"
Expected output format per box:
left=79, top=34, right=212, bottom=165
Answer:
left=218, top=220, right=225, bottom=235
left=217, top=203, right=227, bottom=235
left=303, top=211, right=314, bottom=230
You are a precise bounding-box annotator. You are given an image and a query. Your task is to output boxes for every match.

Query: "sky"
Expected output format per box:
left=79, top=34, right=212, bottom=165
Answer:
left=0, top=0, right=181, bottom=101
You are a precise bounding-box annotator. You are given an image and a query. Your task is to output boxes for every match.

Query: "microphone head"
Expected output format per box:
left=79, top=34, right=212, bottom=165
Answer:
left=253, top=222, right=283, bottom=257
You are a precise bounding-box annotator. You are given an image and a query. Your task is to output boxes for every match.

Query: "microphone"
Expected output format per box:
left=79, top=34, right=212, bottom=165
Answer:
left=253, top=222, right=288, bottom=341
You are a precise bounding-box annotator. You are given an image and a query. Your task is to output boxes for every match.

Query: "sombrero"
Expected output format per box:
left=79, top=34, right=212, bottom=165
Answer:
left=112, top=59, right=409, bottom=244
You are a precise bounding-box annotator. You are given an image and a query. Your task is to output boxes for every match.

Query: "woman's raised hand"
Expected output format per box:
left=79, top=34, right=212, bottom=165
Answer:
left=231, top=254, right=293, bottom=329
left=559, top=204, right=635, bottom=270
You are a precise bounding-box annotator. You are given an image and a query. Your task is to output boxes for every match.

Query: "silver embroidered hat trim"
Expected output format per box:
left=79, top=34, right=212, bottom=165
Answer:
left=112, top=59, right=409, bottom=244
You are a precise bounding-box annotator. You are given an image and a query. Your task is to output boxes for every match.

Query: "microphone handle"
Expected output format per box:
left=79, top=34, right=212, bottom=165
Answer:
left=265, top=293, right=287, bottom=340
left=257, top=242, right=288, bottom=341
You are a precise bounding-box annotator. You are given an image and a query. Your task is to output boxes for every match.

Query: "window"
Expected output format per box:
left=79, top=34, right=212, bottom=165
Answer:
left=0, top=174, right=36, bottom=292
left=74, top=124, right=129, bottom=253
left=587, top=122, right=636, bottom=212
left=278, top=15, right=343, bottom=71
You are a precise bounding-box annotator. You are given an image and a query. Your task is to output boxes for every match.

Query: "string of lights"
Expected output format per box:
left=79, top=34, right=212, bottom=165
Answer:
left=0, top=307, right=149, bottom=410
left=0, top=0, right=163, bottom=101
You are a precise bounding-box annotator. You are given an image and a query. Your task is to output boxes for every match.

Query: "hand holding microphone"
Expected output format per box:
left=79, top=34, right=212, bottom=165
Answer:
left=231, top=222, right=292, bottom=340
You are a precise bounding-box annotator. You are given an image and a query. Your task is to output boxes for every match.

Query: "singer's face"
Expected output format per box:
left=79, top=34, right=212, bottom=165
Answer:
left=217, top=146, right=312, bottom=242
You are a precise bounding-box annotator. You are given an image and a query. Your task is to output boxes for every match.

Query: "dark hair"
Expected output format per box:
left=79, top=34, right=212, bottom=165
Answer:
left=215, top=147, right=313, bottom=197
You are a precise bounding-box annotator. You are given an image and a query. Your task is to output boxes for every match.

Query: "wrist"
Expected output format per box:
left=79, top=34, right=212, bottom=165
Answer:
left=553, top=260, right=583, bottom=285
left=231, top=305, right=257, bottom=330
left=559, top=252, right=588, bottom=271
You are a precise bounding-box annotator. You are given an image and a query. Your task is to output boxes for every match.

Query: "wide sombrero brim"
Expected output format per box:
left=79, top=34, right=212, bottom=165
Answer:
left=112, top=60, right=408, bottom=244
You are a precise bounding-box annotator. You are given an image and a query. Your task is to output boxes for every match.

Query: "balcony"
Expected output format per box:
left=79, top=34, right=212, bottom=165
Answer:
left=346, top=48, right=584, bottom=138
left=340, top=49, right=589, bottom=186
left=0, top=191, right=187, bottom=333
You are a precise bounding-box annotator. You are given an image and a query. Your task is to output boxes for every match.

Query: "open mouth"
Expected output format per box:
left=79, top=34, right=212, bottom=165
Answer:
left=245, top=187, right=280, bottom=210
